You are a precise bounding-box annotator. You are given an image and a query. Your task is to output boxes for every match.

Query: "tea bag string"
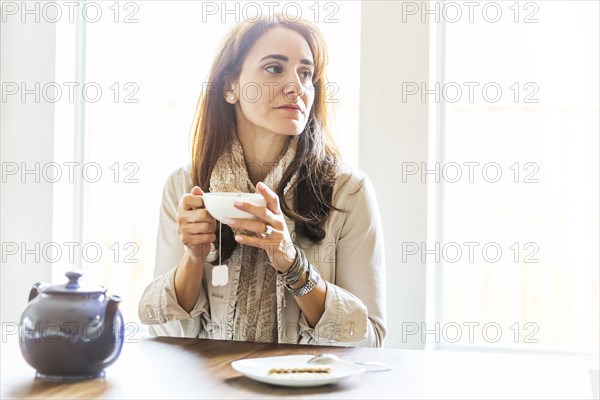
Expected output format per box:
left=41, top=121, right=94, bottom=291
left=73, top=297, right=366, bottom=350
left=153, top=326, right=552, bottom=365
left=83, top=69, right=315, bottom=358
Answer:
left=219, top=220, right=222, bottom=266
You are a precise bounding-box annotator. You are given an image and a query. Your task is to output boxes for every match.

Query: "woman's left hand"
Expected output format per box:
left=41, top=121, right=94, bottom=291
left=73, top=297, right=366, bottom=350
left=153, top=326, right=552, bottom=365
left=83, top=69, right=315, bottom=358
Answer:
left=227, top=182, right=297, bottom=273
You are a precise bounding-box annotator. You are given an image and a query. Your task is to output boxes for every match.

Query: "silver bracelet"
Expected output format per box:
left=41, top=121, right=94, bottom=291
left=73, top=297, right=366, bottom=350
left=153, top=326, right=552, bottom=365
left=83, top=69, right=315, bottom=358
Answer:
left=277, top=244, right=307, bottom=286
left=286, top=264, right=321, bottom=297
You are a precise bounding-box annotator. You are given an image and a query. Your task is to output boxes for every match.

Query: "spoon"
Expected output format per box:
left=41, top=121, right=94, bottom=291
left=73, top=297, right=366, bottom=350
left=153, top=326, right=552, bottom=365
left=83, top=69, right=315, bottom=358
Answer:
left=307, top=353, right=393, bottom=372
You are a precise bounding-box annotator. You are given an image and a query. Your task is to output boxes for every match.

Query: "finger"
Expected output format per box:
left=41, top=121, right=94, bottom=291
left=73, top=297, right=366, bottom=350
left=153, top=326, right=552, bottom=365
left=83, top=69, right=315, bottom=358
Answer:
left=191, top=186, right=204, bottom=196
left=234, top=233, right=267, bottom=249
left=233, top=201, right=281, bottom=227
left=180, top=221, right=215, bottom=235
left=226, top=218, right=278, bottom=236
left=178, top=209, right=215, bottom=225
left=182, top=233, right=216, bottom=247
left=256, top=181, right=281, bottom=214
left=180, top=191, right=205, bottom=211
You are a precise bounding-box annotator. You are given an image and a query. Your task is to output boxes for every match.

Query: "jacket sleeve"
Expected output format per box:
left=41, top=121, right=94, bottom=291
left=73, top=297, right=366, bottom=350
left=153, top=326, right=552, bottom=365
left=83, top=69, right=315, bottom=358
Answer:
left=137, top=167, right=211, bottom=337
left=298, top=172, right=387, bottom=347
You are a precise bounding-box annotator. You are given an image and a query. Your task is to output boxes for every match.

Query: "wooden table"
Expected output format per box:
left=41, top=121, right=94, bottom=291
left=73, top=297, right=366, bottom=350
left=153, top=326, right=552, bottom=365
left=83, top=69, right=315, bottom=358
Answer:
left=1, top=334, right=595, bottom=399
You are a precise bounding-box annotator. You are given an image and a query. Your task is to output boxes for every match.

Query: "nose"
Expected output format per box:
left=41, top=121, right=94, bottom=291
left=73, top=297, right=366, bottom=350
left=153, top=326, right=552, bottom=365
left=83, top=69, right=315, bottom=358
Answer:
left=284, top=83, right=303, bottom=102
left=284, top=73, right=304, bottom=100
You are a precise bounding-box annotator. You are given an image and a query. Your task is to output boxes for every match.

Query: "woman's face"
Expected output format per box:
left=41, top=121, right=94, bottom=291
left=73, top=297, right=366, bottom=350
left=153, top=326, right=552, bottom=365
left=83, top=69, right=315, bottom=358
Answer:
left=227, top=27, right=316, bottom=137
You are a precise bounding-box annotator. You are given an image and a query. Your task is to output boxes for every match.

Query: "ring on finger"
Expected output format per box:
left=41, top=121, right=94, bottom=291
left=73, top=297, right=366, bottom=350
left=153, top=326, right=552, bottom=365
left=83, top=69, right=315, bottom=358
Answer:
left=260, top=224, right=273, bottom=239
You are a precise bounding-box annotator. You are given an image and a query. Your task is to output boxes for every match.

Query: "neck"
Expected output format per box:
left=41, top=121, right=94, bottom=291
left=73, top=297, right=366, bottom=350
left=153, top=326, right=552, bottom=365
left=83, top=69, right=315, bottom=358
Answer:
left=235, top=129, right=289, bottom=186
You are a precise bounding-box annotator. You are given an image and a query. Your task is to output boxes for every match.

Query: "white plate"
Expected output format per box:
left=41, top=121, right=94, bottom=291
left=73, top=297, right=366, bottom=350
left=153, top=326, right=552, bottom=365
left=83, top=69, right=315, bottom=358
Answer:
left=231, top=354, right=365, bottom=387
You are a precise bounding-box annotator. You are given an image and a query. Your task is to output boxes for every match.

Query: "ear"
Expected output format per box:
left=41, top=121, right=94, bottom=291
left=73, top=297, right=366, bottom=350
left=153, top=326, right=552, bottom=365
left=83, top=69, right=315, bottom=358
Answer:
left=224, top=80, right=240, bottom=104
left=224, top=91, right=237, bottom=104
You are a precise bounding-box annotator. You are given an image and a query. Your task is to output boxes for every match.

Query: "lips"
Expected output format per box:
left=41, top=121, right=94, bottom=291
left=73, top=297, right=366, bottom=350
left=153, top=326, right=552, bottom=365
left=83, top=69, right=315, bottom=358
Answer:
left=277, top=104, right=303, bottom=113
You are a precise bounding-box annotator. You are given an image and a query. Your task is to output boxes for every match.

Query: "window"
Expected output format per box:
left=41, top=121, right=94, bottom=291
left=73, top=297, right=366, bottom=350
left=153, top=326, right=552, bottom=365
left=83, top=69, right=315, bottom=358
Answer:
left=438, top=1, right=599, bottom=352
left=52, top=1, right=362, bottom=327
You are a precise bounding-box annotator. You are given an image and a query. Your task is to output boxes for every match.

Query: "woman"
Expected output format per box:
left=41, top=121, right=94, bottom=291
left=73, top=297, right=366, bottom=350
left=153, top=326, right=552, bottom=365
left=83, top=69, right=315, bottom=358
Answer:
left=138, top=14, right=386, bottom=347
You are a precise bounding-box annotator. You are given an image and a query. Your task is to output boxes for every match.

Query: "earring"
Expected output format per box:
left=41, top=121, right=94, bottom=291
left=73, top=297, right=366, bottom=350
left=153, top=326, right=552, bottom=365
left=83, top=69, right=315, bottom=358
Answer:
left=228, top=94, right=236, bottom=102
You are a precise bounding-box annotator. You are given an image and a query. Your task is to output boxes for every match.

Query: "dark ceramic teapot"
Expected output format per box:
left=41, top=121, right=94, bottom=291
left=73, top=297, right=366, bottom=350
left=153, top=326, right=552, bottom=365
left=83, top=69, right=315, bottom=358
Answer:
left=19, top=271, right=124, bottom=382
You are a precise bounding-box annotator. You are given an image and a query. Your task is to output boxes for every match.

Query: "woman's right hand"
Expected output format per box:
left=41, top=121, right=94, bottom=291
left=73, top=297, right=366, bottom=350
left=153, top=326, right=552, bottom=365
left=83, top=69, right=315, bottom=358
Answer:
left=176, top=186, right=217, bottom=262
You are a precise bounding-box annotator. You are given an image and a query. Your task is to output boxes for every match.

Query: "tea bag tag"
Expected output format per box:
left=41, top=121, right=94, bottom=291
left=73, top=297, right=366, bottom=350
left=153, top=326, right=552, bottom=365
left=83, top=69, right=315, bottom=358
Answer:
left=212, top=264, right=228, bottom=286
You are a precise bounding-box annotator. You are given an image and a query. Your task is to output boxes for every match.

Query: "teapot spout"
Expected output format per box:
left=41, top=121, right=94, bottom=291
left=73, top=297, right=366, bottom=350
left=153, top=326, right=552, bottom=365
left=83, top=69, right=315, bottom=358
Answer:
left=28, top=282, right=45, bottom=302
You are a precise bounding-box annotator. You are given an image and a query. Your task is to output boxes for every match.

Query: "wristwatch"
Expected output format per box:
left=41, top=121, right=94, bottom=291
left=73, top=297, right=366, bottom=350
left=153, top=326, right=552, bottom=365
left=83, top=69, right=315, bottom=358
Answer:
left=286, top=264, right=321, bottom=297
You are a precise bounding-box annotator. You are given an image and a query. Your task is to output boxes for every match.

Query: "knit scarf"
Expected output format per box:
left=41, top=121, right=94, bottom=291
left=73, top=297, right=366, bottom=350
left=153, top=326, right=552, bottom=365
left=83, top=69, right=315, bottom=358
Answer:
left=209, top=134, right=298, bottom=342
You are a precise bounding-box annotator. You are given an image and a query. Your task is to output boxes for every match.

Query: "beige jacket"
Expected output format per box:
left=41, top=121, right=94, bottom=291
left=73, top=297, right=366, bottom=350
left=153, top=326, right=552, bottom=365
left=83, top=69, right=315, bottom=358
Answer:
left=138, top=163, right=387, bottom=347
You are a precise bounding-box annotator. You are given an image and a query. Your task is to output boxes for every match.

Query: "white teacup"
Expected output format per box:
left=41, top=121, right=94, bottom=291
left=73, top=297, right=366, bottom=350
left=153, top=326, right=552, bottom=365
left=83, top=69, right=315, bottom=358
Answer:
left=201, top=192, right=266, bottom=223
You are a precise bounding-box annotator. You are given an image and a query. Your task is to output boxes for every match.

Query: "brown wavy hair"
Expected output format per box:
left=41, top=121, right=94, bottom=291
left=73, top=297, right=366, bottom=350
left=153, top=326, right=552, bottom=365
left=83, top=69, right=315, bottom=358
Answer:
left=191, top=14, right=342, bottom=264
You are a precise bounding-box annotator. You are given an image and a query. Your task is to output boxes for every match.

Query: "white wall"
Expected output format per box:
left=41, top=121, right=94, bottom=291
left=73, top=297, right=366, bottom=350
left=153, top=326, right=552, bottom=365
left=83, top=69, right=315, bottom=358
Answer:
left=360, top=1, right=429, bottom=349
left=0, top=15, right=56, bottom=323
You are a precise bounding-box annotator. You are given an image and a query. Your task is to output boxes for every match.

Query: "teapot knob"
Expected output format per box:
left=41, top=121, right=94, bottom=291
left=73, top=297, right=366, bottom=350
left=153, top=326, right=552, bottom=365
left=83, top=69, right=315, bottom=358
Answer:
left=65, top=271, right=82, bottom=289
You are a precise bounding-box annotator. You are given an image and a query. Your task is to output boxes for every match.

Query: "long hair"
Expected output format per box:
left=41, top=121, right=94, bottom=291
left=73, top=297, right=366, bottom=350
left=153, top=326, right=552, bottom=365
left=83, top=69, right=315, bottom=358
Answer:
left=191, top=14, right=343, bottom=264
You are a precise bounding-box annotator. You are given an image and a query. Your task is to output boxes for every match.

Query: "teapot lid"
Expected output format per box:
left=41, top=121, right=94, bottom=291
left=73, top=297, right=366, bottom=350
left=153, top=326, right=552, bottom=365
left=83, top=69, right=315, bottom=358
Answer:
left=41, top=271, right=106, bottom=295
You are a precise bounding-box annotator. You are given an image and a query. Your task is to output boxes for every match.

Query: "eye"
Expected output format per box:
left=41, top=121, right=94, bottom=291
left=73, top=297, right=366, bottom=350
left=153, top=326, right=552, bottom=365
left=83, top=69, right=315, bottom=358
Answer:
left=300, top=70, right=314, bottom=81
left=265, top=65, right=283, bottom=74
